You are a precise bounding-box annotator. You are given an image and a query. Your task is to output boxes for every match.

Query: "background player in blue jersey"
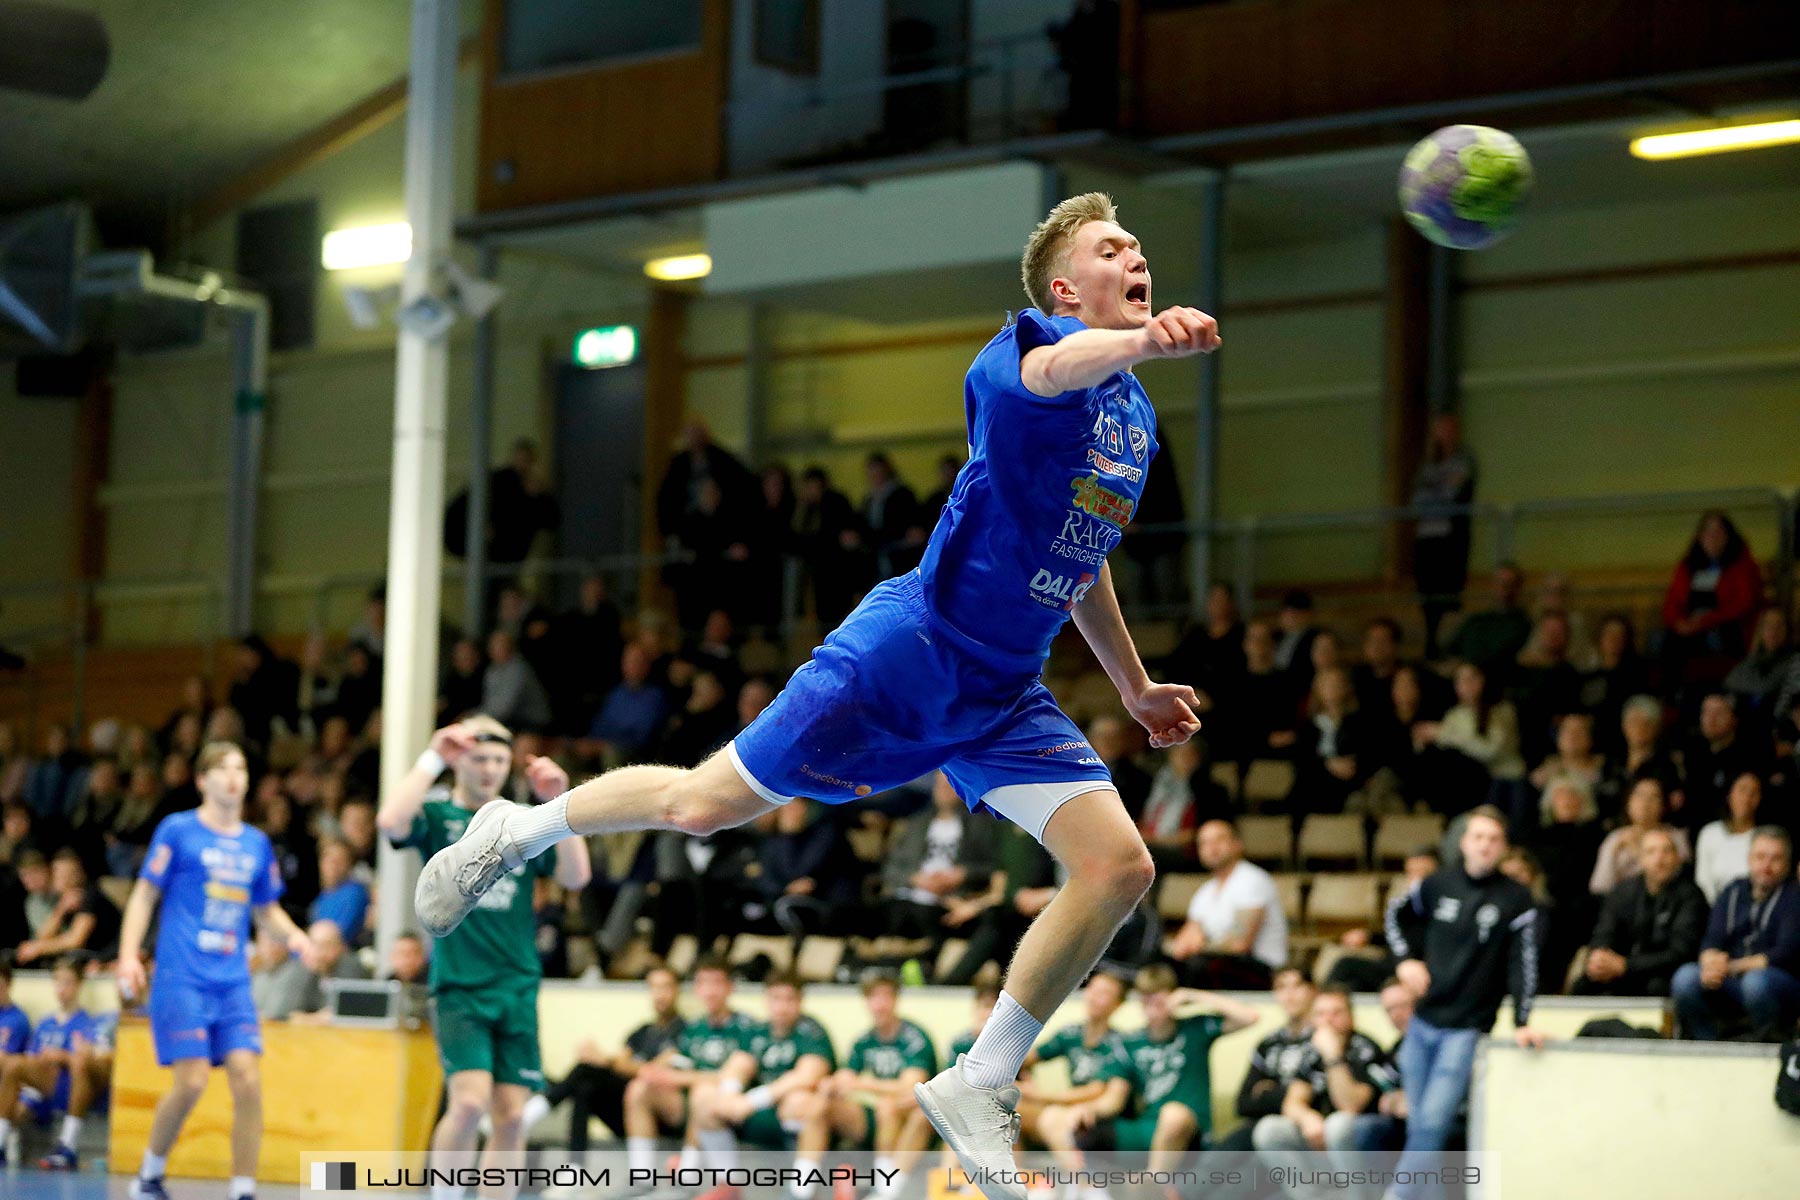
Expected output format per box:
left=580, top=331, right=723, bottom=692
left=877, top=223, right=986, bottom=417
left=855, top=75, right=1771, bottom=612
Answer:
left=416, top=192, right=1219, bottom=1200
left=0, top=958, right=92, bottom=1167
left=116, top=742, right=315, bottom=1200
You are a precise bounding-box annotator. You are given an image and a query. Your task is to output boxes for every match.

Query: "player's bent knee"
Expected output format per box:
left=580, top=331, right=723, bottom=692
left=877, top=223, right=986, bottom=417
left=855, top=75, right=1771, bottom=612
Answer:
left=171, top=1060, right=211, bottom=1097
left=1158, top=1102, right=1198, bottom=1139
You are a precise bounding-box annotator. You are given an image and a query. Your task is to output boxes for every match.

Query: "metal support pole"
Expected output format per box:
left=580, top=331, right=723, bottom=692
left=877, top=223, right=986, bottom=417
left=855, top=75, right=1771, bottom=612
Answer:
left=376, top=0, right=459, bottom=967
left=745, top=302, right=770, bottom=467
left=223, top=301, right=270, bottom=636
left=1188, top=170, right=1226, bottom=615
left=1426, top=243, right=1455, bottom=414
left=463, top=242, right=499, bottom=638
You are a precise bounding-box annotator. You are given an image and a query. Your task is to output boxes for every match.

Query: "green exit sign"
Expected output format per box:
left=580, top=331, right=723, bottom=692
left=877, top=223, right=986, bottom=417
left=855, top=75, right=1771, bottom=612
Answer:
left=572, top=324, right=638, bottom=368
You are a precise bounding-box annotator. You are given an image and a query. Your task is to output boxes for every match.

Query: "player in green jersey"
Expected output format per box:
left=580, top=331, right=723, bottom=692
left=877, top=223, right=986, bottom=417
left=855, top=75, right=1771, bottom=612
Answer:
left=625, top=955, right=763, bottom=1174
left=690, top=969, right=836, bottom=1186
left=791, top=972, right=938, bottom=1199
left=378, top=716, right=590, bottom=1200
left=1072, top=963, right=1257, bottom=1170
left=1022, top=969, right=1130, bottom=1168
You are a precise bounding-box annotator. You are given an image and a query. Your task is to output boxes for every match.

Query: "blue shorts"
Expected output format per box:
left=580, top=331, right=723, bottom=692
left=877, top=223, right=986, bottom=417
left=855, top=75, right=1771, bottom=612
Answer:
left=729, top=572, right=1113, bottom=837
left=149, top=975, right=262, bottom=1066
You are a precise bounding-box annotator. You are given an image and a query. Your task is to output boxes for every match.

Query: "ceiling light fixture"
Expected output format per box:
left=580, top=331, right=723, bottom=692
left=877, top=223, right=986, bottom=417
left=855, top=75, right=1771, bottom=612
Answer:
left=1629, top=119, right=1800, bottom=161
left=644, top=253, right=711, bottom=282
left=322, top=222, right=413, bottom=270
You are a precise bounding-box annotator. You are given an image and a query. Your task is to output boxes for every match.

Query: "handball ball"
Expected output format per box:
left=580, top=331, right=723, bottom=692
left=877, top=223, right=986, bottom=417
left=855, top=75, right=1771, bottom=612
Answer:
left=1398, top=124, right=1533, bottom=250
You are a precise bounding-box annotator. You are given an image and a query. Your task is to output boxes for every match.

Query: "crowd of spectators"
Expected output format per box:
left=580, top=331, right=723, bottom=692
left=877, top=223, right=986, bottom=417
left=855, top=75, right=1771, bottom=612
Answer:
left=1, top=502, right=1797, bottom=1042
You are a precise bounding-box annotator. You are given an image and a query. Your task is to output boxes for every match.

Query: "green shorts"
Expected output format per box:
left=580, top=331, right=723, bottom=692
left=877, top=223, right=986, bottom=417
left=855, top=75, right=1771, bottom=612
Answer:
left=434, top=985, right=543, bottom=1089
left=741, top=1106, right=792, bottom=1150
left=1095, top=1104, right=1204, bottom=1154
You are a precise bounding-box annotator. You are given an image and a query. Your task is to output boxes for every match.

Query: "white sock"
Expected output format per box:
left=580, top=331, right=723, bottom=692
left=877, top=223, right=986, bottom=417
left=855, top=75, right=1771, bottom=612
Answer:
left=61, top=1114, right=83, bottom=1147
left=679, top=1143, right=702, bottom=1170
left=229, top=1175, right=256, bottom=1198
left=430, top=1184, right=465, bottom=1200
left=874, top=1159, right=903, bottom=1200
left=140, top=1150, right=169, bottom=1180
left=513, top=793, right=575, bottom=859
left=960, top=991, right=1044, bottom=1089
left=699, top=1127, right=739, bottom=1170
left=521, top=1092, right=551, bottom=1130
left=0, top=1116, right=12, bottom=1142
left=628, top=1136, right=656, bottom=1173
left=791, top=1157, right=823, bottom=1199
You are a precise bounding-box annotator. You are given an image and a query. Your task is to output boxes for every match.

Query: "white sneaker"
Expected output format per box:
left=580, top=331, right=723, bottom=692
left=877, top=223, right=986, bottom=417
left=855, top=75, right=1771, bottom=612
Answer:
left=913, top=1056, right=1026, bottom=1200
left=414, top=799, right=524, bottom=937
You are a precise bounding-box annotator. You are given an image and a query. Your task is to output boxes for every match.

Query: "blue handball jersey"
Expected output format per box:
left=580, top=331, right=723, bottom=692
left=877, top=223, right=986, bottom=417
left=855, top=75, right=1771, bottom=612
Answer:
left=140, top=810, right=283, bottom=987
left=31, top=1009, right=96, bottom=1054
left=919, top=309, right=1160, bottom=665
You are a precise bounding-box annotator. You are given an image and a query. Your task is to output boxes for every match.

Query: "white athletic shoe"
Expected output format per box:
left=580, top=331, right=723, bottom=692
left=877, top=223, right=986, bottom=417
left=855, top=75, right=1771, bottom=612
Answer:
left=414, top=798, right=524, bottom=937
left=913, top=1056, right=1026, bottom=1200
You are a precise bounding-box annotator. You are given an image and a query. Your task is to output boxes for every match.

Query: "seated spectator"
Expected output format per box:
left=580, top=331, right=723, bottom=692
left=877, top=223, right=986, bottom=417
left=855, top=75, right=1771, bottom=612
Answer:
left=1591, top=779, right=1691, bottom=895
left=14, top=849, right=121, bottom=966
left=1360, top=665, right=1450, bottom=813
left=1580, top=614, right=1650, bottom=755
left=384, top=931, right=429, bottom=985
left=1595, top=694, right=1683, bottom=821
left=1, top=801, right=38, bottom=865
left=939, top=820, right=1055, bottom=986
left=1673, top=827, right=1800, bottom=1040
left=481, top=630, right=553, bottom=733
left=1444, top=562, right=1532, bottom=681
left=1088, top=716, right=1152, bottom=820
left=14, top=850, right=56, bottom=938
left=792, top=465, right=861, bottom=627
left=66, top=761, right=124, bottom=877
left=1227, top=620, right=1301, bottom=765
left=1353, top=617, right=1405, bottom=723
left=1511, top=610, right=1584, bottom=764
left=540, top=963, right=686, bottom=1155
left=587, top=644, right=670, bottom=765
left=1682, top=692, right=1766, bottom=831
left=105, top=765, right=163, bottom=876
left=439, top=638, right=486, bottom=721
left=336, top=801, right=379, bottom=880
left=1333, top=978, right=1415, bottom=1154
left=1528, top=781, right=1606, bottom=966
left=878, top=773, right=998, bottom=950
left=308, top=839, right=371, bottom=945
left=21, top=723, right=85, bottom=831
left=1073, top=965, right=1259, bottom=1170
left=1169, top=820, right=1289, bottom=990
left=0, top=961, right=32, bottom=1060
left=860, top=451, right=926, bottom=580
left=1273, top=591, right=1321, bottom=697
left=686, top=610, right=745, bottom=696
left=329, top=642, right=382, bottom=735
left=1021, top=971, right=1132, bottom=1171
left=1531, top=713, right=1606, bottom=827
left=1724, top=609, right=1794, bottom=725
left=1208, top=966, right=1318, bottom=1158
left=745, top=799, right=861, bottom=936
left=1695, top=771, right=1766, bottom=903
left=1290, top=666, right=1369, bottom=816
left=1325, top=848, right=1442, bottom=993
left=0, top=959, right=93, bottom=1155
left=44, top=1004, right=114, bottom=1169
left=260, top=918, right=369, bottom=1020
left=656, top=670, right=735, bottom=769
left=1660, top=509, right=1763, bottom=689
left=1575, top=827, right=1706, bottom=996
left=1252, top=984, right=1395, bottom=1177
left=1417, top=661, right=1525, bottom=812
left=735, top=677, right=776, bottom=734
left=1164, top=583, right=1246, bottom=704
left=1138, top=739, right=1229, bottom=869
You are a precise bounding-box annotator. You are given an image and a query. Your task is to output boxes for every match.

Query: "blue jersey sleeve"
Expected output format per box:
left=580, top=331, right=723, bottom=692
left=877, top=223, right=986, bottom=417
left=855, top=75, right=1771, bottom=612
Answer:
left=978, top=309, right=1075, bottom=404
left=140, top=817, right=180, bottom=889
left=0, top=1011, right=29, bottom=1055
left=251, top=834, right=284, bottom=907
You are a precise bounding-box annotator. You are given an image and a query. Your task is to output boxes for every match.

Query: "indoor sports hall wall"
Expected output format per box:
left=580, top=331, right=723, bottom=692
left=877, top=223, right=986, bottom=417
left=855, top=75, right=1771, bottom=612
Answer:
left=4, top=135, right=1796, bottom=644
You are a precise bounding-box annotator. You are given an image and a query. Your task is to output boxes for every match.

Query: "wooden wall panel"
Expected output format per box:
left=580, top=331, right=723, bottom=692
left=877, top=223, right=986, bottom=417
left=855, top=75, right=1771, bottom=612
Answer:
left=476, top=0, right=731, bottom=212
left=1129, top=0, right=1800, bottom=136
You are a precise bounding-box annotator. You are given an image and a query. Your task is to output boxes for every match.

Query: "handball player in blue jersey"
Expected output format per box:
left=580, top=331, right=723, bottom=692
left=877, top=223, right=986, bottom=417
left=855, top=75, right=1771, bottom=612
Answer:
left=116, top=741, right=315, bottom=1200
left=416, top=192, right=1219, bottom=1198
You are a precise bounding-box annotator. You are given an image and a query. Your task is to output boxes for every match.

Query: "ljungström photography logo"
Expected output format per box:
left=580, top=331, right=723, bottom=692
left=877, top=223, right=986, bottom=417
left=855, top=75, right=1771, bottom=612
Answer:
left=311, top=1161, right=357, bottom=1191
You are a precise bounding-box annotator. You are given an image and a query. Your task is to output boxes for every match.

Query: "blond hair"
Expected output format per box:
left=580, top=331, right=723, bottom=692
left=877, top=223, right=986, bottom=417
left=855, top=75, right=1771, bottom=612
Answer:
left=459, top=714, right=513, bottom=744
left=195, top=741, right=244, bottom=775
left=1021, top=192, right=1118, bottom=314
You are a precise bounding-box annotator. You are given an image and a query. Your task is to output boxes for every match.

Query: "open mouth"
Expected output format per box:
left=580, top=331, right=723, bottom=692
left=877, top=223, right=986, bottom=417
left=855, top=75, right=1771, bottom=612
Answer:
left=1126, top=282, right=1149, bottom=307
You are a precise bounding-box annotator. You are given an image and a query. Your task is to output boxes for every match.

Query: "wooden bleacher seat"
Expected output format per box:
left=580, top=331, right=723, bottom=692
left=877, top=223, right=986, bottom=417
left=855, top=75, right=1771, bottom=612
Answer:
left=1241, top=759, right=1294, bottom=810
left=1305, top=872, right=1385, bottom=935
left=795, top=937, right=845, bottom=982
left=1297, top=813, right=1366, bottom=868
left=1270, top=872, right=1307, bottom=927
left=1372, top=812, right=1446, bottom=866
left=1237, top=814, right=1292, bottom=868
left=728, top=934, right=793, bottom=972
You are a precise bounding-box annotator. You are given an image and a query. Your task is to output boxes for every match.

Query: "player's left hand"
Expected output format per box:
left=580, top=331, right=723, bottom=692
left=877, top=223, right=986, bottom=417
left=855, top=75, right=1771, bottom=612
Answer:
left=1126, top=682, right=1202, bottom=748
left=1514, top=1027, right=1546, bottom=1050
left=525, top=754, right=571, bottom=801
left=290, top=929, right=316, bottom=965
